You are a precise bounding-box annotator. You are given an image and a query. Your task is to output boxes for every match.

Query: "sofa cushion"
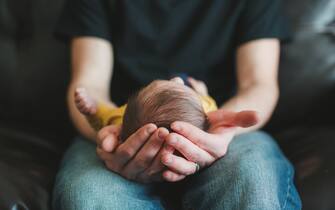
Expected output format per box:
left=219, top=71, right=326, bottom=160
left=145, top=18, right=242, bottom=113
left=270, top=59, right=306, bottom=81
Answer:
left=267, top=0, right=335, bottom=132
left=276, top=126, right=335, bottom=210
left=0, top=0, right=74, bottom=144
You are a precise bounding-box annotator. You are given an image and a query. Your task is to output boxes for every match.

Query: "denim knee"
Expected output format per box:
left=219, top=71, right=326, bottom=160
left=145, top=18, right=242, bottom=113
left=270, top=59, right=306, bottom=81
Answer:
left=228, top=131, right=300, bottom=209
left=52, top=138, right=164, bottom=210
left=181, top=131, right=301, bottom=210
left=53, top=165, right=117, bottom=210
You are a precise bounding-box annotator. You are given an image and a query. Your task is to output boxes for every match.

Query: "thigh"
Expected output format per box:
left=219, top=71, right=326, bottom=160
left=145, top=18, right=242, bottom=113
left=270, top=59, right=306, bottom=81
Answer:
left=53, top=137, right=165, bottom=210
left=180, top=131, right=301, bottom=210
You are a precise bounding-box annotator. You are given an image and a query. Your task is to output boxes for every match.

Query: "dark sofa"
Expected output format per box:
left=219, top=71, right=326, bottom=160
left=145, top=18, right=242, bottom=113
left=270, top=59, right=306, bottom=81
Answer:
left=0, top=0, right=334, bottom=209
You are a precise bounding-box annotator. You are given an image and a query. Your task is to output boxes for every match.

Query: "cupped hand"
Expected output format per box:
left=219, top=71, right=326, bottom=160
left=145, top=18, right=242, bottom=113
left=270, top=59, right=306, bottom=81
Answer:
left=161, top=109, right=259, bottom=182
left=96, top=123, right=175, bottom=183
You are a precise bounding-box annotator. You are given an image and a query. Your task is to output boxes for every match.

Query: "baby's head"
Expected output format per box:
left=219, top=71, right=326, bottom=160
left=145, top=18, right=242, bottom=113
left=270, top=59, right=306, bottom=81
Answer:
left=120, top=79, right=209, bottom=141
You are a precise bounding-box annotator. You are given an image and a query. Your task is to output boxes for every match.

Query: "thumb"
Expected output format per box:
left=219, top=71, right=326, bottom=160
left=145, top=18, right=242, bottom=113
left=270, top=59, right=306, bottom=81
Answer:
left=207, top=110, right=259, bottom=128
left=96, top=125, right=121, bottom=152
left=101, top=135, right=119, bottom=152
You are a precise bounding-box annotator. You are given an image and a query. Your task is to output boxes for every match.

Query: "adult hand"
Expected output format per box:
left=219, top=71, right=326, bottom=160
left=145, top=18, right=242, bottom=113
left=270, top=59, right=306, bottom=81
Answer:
left=161, top=109, right=259, bottom=182
left=96, top=123, right=175, bottom=183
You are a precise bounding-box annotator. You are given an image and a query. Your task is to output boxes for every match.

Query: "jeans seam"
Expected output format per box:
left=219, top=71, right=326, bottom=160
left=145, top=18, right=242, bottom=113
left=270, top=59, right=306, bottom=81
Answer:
left=282, top=164, right=292, bottom=210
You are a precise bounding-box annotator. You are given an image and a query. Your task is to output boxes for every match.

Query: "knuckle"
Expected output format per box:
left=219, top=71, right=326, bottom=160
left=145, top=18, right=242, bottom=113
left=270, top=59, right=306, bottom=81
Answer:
left=118, top=148, right=134, bottom=159
left=105, top=161, right=115, bottom=171
left=135, top=157, right=151, bottom=169
left=146, top=169, right=156, bottom=177
left=135, top=129, right=147, bottom=140
left=190, top=151, right=201, bottom=162
left=168, top=133, right=181, bottom=145
left=212, top=143, right=228, bottom=158
left=161, top=154, right=171, bottom=164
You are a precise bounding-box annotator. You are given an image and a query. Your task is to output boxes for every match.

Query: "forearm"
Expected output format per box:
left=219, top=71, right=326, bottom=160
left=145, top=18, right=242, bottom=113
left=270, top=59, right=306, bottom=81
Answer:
left=221, top=83, right=279, bottom=134
left=68, top=37, right=115, bottom=142
left=221, top=39, right=280, bottom=134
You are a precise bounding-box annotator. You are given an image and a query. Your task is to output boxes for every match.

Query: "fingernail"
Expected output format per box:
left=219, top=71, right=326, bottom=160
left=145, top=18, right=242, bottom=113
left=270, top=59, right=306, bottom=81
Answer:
left=158, top=129, right=168, bottom=139
left=158, top=130, right=164, bottom=139
left=171, top=122, right=181, bottom=131
left=102, top=138, right=112, bottom=152
left=147, top=126, right=156, bottom=133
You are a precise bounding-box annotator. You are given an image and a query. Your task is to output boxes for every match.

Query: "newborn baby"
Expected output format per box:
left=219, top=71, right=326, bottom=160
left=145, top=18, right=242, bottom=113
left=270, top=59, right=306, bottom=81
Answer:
left=75, top=78, right=217, bottom=141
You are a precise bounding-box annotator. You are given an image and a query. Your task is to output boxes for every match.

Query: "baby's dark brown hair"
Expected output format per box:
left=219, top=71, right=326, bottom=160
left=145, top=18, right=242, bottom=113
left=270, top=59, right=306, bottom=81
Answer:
left=120, top=81, right=209, bottom=141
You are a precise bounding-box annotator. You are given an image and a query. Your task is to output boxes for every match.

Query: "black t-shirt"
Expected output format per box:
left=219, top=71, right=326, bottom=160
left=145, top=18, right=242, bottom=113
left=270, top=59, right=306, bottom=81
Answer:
left=56, top=0, right=289, bottom=105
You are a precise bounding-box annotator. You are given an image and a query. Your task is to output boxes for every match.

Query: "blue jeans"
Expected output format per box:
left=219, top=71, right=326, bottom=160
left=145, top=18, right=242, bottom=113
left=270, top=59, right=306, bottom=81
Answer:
left=52, top=131, right=301, bottom=210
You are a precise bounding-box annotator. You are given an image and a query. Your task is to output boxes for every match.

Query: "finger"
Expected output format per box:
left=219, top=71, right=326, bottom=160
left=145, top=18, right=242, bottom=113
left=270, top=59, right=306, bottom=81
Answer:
left=96, top=147, right=121, bottom=173
left=170, top=77, right=184, bottom=85
left=162, top=170, right=186, bottom=182
left=142, top=129, right=174, bottom=177
left=187, top=77, right=197, bottom=86
left=187, top=77, right=200, bottom=91
left=96, top=147, right=114, bottom=162
left=207, top=110, right=259, bottom=128
left=207, top=110, right=235, bottom=125
left=101, top=135, right=119, bottom=152
left=115, top=123, right=157, bottom=169
left=161, top=153, right=198, bottom=176
left=122, top=127, right=166, bottom=179
left=235, top=111, right=259, bottom=127
left=170, top=121, right=210, bottom=150
left=137, top=144, right=172, bottom=183
left=188, top=77, right=207, bottom=92
left=96, top=125, right=121, bottom=148
left=166, top=133, right=213, bottom=166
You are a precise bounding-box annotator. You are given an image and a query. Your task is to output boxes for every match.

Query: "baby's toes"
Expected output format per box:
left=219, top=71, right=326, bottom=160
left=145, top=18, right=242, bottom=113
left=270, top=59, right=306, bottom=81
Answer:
left=74, top=88, right=97, bottom=115
left=77, top=99, right=90, bottom=114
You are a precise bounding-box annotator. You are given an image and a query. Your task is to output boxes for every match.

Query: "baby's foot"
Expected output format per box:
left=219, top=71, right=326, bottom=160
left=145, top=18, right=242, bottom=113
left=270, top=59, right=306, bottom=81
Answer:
left=74, top=88, right=97, bottom=116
